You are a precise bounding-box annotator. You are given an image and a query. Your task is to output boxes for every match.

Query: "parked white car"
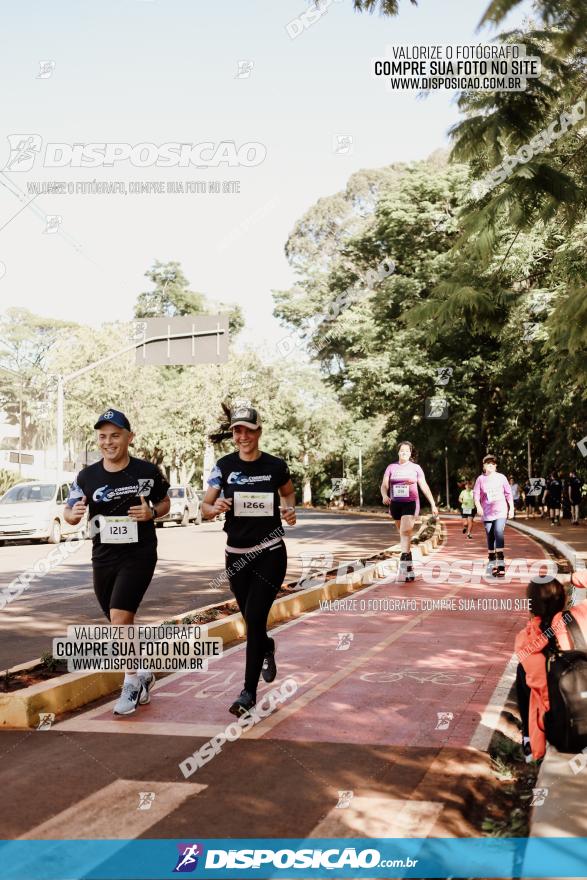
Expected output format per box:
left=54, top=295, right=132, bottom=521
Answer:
left=0, top=480, right=87, bottom=544
left=155, top=485, right=202, bottom=527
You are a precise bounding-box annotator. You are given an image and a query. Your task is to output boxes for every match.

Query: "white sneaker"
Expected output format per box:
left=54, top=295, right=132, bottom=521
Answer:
left=138, top=670, right=155, bottom=705
left=113, top=681, right=142, bottom=715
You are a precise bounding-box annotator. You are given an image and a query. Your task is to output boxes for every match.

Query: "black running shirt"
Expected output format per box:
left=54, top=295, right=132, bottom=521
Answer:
left=208, top=451, right=291, bottom=549
left=67, top=457, right=170, bottom=566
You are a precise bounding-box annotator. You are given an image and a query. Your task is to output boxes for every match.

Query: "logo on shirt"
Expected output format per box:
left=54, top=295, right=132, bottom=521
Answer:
left=227, top=471, right=271, bottom=486
left=92, top=478, right=154, bottom=503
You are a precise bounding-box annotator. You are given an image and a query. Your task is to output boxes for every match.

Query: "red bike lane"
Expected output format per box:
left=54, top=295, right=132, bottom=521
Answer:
left=5, top=519, right=550, bottom=841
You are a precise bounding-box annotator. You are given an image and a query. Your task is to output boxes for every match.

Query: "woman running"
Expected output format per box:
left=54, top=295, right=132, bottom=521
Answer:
left=202, top=405, right=296, bottom=717
left=381, top=441, right=438, bottom=582
left=458, top=480, right=475, bottom=539
left=473, top=454, right=514, bottom=577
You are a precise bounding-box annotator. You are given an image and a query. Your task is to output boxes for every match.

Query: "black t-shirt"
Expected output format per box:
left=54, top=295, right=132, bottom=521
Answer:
left=547, top=478, right=562, bottom=502
left=67, top=457, right=170, bottom=566
left=208, top=451, right=291, bottom=549
left=569, top=476, right=582, bottom=503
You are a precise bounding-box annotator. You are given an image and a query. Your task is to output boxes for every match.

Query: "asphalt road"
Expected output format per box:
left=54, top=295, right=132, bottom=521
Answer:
left=0, top=509, right=395, bottom=669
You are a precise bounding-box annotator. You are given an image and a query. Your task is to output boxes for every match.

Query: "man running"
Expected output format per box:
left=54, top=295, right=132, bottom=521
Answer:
left=458, top=480, right=475, bottom=539
left=64, top=409, right=170, bottom=715
left=474, top=454, right=514, bottom=577
left=201, top=405, right=296, bottom=717
left=381, top=441, right=438, bottom=582
left=568, top=470, right=582, bottom=526
left=544, top=471, right=562, bottom=526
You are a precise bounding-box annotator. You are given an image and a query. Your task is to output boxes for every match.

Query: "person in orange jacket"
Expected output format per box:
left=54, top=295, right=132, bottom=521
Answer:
left=515, top=570, right=587, bottom=762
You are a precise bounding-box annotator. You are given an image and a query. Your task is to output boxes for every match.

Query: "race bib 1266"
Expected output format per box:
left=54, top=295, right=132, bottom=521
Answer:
left=233, top=491, right=274, bottom=517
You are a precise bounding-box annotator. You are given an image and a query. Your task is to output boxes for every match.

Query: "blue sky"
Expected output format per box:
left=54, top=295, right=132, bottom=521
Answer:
left=0, top=0, right=532, bottom=356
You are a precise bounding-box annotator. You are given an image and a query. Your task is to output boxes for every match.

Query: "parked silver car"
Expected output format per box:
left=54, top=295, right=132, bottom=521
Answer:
left=0, top=480, right=87, bottom=544
left=155, top=485, right=202, bottom=527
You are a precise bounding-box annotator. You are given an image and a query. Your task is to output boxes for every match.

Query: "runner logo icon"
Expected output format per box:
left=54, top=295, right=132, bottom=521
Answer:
left=173, top=843, right=204, bottom=873
left=4, top=134, right=42, bottom=171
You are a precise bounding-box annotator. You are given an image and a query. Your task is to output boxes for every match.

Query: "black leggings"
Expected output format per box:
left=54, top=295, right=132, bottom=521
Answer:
left=226, top=541, right=288, bottom=698
left=516, top=663, right=530, bottom=737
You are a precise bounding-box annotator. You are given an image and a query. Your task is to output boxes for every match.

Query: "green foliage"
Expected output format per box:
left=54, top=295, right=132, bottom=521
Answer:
left=135, top=260, right=244, bottom=337
left=134, top=261, right=206, bottom=319
left=39, top=652, right=60, bottom=672
left=0, top=308, right=77, bottom=448
left=352, top=0, right=417, bottom=14
left=274, top=151, right=587, bottom=495
left=0, top=468, right=22, bottom=496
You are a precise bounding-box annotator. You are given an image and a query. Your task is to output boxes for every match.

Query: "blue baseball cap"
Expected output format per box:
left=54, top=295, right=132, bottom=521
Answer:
left=94, top=409, right=131, bottom=431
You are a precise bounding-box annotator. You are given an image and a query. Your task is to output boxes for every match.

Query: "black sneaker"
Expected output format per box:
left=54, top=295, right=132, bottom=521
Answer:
left=229, top=689, right=256, bottom=717
left=462, top=526, right=467, bottom=534
left=261, top=646, right=277, bottom=683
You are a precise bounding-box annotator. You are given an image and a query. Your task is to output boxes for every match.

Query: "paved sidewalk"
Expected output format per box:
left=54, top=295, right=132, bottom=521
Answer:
left=509, top=515, right=587, bottom=568
left=0, top=518, right=549, bottom=842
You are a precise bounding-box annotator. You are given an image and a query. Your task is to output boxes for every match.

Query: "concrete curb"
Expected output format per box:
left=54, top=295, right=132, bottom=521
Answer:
left=0, top=518, right=443, bottom=729
left=509, top=520, right=587, bottom=605
left=508, top=519, right=587, bottom=572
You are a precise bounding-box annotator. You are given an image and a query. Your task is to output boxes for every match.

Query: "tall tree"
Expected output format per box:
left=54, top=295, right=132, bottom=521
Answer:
left=135, top=260, right=244, bottom=336
left=0, top=308, right=76, bottom=448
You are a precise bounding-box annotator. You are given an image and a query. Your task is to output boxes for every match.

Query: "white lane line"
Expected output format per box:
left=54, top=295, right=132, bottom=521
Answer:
left=52, top=719, right=234, bottom=737
left=309, top=796, right=444, bottom=838
left=18, top=779, right=206, bottom=839
left=469, top=654, right=518, bottom=751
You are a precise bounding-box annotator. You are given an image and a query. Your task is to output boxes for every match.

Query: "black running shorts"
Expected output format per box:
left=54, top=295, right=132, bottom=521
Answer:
left=93, top=553, right=157, bottom=619
left=389, top=500, right=417, bottom=520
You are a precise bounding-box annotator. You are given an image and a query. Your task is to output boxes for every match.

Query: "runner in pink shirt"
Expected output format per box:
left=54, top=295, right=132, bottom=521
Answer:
left=381, top=441, right=438, bottom=582
left=474, top=454, right=514, bottom=578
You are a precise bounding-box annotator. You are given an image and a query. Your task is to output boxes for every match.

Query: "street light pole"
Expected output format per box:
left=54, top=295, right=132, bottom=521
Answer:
left=18, top=375, right=23, bottom=477
left=445, top=445, right=450, bottom=510
left=358, top=446, right=363, bottom=508
left=56, top=374, right=64, bottom=481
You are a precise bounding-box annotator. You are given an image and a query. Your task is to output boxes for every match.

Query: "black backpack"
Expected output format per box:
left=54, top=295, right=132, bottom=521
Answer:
left=544, top=614, right=587, bottom=753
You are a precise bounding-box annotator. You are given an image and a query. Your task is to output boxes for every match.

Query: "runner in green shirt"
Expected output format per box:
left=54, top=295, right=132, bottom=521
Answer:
left=458, top=481, right=475, bottom=539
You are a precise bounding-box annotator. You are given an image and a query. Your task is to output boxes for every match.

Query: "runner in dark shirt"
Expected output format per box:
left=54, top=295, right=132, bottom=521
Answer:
left=202, top=405, right=296, bottom=717
left=568, top=471, right=583, bottom=525
left=544, top=472, right=562, bottom=526
left=64, top=409, right=170, bottom=715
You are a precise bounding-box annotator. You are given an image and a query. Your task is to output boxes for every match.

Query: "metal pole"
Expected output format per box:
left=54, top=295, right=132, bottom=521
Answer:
left=18, top=376, right=23, bottom=477
left=527, top=435, right=532, bottom=480
left=358, top=447, right=363, bottom=508
left=56, top=374, right=64, bottom=481
left=445, top=445, right=450, bottom=510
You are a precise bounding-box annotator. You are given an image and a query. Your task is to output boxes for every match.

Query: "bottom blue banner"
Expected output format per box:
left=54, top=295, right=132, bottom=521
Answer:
left=1, top=837, right=586, bottom=879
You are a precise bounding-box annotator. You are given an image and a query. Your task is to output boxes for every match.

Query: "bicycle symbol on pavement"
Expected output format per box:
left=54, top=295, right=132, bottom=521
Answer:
left=359, top=669, right=477, bottom=686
